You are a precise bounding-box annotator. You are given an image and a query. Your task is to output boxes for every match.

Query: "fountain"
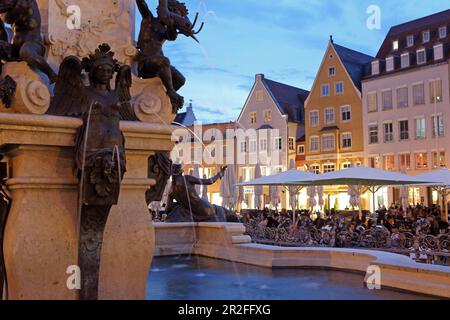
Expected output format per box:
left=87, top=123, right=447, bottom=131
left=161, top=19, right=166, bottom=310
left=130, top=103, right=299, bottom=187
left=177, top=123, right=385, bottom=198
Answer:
left=0, top=0, right=200, bottom=300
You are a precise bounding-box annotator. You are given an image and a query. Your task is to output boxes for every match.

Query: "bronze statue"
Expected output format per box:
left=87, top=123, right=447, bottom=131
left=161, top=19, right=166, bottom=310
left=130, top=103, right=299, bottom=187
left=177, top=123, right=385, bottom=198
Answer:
left=0, top=0, right=58, bottom=83
left=165, top=164, right=229, bottom=222
left=136, top=0, right=203, bottom=113
left=47, top=44, right=137, bottom=121
left=48, top=43, right=132, bottom=300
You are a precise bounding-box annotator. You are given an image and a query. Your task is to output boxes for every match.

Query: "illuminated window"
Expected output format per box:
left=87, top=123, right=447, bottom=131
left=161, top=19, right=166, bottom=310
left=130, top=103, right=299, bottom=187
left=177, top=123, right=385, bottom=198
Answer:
left=432, top=151, right=446, bottom=168
left=415, top=153, right=428, bottom=169
left=383, top=155, right=395, bottom=171
left=250, top=112, right=257, bottom=124
left=399, top=154, right=411, bottom=170
left=264, top=110, right=272, bottom=122
left=430, top=79, right=443, bottom=103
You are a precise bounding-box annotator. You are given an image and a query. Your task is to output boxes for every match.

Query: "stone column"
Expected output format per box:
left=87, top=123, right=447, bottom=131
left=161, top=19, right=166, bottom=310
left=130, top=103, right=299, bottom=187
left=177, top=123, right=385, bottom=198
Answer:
left=0, top=113, right=176, bottom=299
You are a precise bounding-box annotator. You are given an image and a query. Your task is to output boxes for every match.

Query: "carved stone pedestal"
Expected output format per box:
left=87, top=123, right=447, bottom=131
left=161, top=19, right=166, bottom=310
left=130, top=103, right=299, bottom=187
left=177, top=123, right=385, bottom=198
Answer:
left=0, top=113, right=175, bottom=299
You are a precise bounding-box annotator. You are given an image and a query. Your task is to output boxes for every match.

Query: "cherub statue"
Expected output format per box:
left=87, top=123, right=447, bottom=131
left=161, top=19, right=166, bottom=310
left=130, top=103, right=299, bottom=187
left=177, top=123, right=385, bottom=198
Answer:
left=0, top=0, right=58, bottom=83
left=47, top=43, right=137, bottom=300
left=136, top=0, right=203, bottom=113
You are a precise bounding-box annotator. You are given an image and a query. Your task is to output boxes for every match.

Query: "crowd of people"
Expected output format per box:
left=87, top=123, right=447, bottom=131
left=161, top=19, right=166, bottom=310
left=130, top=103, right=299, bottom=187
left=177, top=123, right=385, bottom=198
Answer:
left=240, top=203, right=450, bottom=237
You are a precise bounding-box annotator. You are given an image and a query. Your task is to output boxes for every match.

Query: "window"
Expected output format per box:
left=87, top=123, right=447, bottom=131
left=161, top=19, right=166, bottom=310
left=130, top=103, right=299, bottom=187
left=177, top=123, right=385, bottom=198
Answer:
left=401, top=53, right=410, bottom=68
left=434, top=44, right=444, bottom=60
left=413, top=83, right=425, bottom=105
left=341, top=105, right=351, bottom=122
left=399, top=154, right=411, bottom=170
left=392, top=40, right=399, bottom=51
left=335, top=82, right=344, bottom=94
left=382, top=90, right=393, bottom=110
left=323, top=164, right=335, bottom=173
left=264, top=110, right=272, bottom=122
left=256, top=90, right=264, bottom=101
left=371, top=60, right=380, bottom=75
left=260, top=138, right=267, bottom=151
left=407, top=35, right=414, bottom=47
left=368, top=157, right=377, bottom=168
left=297, top=145, right=305, bottom=155
left=328, top=67, right=336, bottom=77
left=415, top=153, right=428, bottom=169
left=288, top=137, right=295, bottom=151
left=422, top=30, right=430, bottom=43
left=310, top=136, right=319, bottom=152
left=322, top=135, right=335, bottom=150
left=439, top=26, right=447, bottom=39
left=432, top=115, right=444, bottom=137
left=341, top=132, right=352, bottom=149
left=383, top=122, right=394, bottom=142
left=250, top=112, right=257, bottom=124
left=342, top=163, right=353, bottom=169
left=324, top=107, right=335, bottom=124
left=249, top=140, right=257, bottom=153
left=386, top=56, right=394, bottom=72
left=417, top=49, right=426, bottom=64
left=274, top=138, right=282, bottom=150
left=310, top=164, right=320, bottom=174
left=369, top=125, right=379, bottom=144
left=415, top=118, right=426, bottom=139
left=430, top=79, right=443, bottom=103
left=383, top=155, right=395, bottom=171
left=310, top=111, right=319, bottom=127
left=240, top=141, right=247, bottom=153
left=432, top=151, right=446, bottom=168
left=397, top=87, right=408, bottom=108
left=399, top=120, right=409, bottom=140
left=367, top=92, right=378, bottom=113
left=321, top=84, right=330, bottom=97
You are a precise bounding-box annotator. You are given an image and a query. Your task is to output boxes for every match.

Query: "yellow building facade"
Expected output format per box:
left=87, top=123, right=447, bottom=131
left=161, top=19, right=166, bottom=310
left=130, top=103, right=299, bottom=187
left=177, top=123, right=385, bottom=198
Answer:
left=305, top=39, right=373, bottom=210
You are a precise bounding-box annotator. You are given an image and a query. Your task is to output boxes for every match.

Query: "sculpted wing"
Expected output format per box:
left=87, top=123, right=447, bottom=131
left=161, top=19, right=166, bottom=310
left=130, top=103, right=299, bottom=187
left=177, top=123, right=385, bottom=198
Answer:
left=116, top=65, right=138, bottom=121
left=48, top=56, right=90, bottom=117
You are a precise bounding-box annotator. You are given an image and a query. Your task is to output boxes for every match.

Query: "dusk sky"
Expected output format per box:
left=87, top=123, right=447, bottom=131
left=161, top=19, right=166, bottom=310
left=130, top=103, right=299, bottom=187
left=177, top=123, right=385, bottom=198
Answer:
left=136, top=1, right=450, bottom=124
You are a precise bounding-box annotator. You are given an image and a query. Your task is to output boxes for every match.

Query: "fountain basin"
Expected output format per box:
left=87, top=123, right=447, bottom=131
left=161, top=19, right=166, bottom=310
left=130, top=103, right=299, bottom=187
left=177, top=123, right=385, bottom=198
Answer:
left=154, top=222, right=450, bottom=299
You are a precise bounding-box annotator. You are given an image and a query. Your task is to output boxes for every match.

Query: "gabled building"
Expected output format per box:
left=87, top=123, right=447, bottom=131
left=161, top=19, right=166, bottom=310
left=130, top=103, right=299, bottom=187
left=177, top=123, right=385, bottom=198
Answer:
left=305, top=38, right=373, bottom=210
left=362, top=9, right=450, bottom=208
left=173, top=100, right=197, bottom=127
left=236, top=74, right=309, bottom=209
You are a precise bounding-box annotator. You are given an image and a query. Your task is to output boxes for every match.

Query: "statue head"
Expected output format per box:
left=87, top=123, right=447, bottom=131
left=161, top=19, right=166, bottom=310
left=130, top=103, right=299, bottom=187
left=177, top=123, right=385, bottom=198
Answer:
left=82, top=44, right=119, bottom=87
left=0, top=0, right=17, bottom=13
left=171, top=164, right=183, bottom=176
left=166, top=0, right=203, bottom=41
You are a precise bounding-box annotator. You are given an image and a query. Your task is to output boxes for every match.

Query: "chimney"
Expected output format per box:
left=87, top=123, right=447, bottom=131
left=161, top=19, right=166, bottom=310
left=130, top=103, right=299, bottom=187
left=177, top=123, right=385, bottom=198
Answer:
left=255, top=74, right=264, bottom=81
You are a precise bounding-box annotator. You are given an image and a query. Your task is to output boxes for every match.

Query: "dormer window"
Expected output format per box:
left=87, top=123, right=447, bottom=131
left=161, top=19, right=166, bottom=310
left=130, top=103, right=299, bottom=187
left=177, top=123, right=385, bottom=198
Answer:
left=371, top=60, right=380, bottom=75
left=407, top=35, right=414, bottom=47
left=392, top=40, right=399, bottom=51
left=386, top=56, right=395, bottom=72
left=422, top=30, right=430, bottom=43
left=439, top=26, right=447, bottom=39
left=434, top=44, right=444, bottom=61
left=417, top=49, right=426, bottom=65
left=401, top=53, right=410, bottom=68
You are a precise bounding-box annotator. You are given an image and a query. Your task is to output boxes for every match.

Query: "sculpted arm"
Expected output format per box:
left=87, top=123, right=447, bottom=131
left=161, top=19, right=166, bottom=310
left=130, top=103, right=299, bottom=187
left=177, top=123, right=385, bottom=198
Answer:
left=136, top=0, right=153, bottom=19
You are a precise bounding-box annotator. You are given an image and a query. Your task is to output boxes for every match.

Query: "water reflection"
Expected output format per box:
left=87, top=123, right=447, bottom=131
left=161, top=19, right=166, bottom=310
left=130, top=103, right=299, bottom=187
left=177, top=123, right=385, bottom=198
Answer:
left=147, top=256, right=433, bottom=300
